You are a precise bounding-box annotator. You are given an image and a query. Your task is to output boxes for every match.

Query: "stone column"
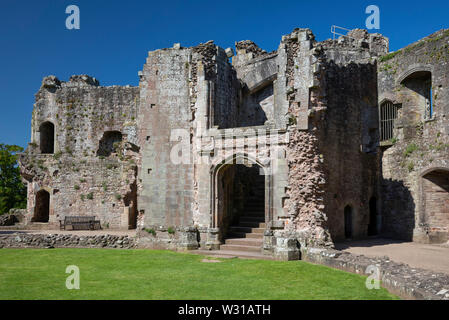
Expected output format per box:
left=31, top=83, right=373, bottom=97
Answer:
left=178, top=227, right=199, bottom=250
left=205, top=227, right=220, bottom=250
left=273, top=235, right=300, bottom=261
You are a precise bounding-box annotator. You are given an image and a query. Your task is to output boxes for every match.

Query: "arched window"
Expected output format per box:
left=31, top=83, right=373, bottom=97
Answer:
left=400, top=70, right=432, bottom=120
left=39, top=122, right=55, bottom=154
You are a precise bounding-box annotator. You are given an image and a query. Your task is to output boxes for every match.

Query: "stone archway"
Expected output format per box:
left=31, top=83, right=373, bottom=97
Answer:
left=421, top=169, right=449, bottom=243
left=33, top=190, right=50, bottom=222
left=211, top=154, right=271, bottom=243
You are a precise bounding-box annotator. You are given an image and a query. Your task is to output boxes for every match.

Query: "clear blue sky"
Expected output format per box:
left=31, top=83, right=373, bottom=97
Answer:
left=1, top=0, right=448, bottom=148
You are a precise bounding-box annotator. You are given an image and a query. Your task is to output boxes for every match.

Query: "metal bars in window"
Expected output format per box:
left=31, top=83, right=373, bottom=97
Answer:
left=380, top=101, right=399, bottom=142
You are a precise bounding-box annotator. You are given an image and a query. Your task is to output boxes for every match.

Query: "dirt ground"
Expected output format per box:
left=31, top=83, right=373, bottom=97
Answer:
left=335, top=238, right=449, bottom=275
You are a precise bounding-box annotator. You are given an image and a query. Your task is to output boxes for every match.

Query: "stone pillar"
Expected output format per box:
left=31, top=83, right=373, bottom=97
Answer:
left=273, top=236, right=300, bottom=261
left=178, top=227, right=199, bottom=250
left=262, top=229, right=275, bottom=255
left=205, top=227, right=220, bottom=250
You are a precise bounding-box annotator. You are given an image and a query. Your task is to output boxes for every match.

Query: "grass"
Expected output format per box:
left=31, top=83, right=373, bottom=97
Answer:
left=0, top=249, right=398, bottom=300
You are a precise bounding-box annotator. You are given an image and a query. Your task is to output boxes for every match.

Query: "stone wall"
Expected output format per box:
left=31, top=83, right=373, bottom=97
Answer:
left=302, top=246, right=449, bottom=300
left=19, top=75, right=139, bottom=229
left=0, top=233, right=136, bottom=249
left=378, top=29, right=449, bottom=243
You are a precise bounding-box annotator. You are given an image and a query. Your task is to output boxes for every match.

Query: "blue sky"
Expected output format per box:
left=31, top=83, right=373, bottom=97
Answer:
left=0, top=0, right=448, bottom=148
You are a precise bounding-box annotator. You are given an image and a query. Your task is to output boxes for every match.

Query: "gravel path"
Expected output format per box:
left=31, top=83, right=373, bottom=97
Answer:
left=335, top=238, right=449, bottom=275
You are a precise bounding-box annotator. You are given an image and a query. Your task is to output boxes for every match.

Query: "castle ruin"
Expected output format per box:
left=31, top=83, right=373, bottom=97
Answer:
left=18, top=28, right=449, bottom=260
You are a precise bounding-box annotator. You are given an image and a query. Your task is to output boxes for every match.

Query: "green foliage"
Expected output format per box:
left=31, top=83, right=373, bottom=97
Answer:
left=145, top=228, right=156, bottom=236
left=0, top=144, right=27, bottom=214
left=288, top=115, right=297, bottom=126
left=407, top=162, right=414, bottom=172
left=167, top=226, right=176, bottom=235
left=86, top=192, right=93, bottom=200
left=114, top=194, right=122, bottom=201
left=74, top=185, right=80, bottom=190
left=403, top=143, right=418, bottom=157
left=390, top=137, right=398, bottom=145
left=379, top=50, right=401, bottom=62
left=53, top=151, right=62, bottom=160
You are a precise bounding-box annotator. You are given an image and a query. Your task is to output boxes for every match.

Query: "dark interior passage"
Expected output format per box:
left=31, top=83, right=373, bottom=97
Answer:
left=344, top=205, right=353, bottom=239
left=33, top=190, right=50, bottom=222
left=368, top=197, right=378, bottom=236
left=217, top=163, right=265, bottom=242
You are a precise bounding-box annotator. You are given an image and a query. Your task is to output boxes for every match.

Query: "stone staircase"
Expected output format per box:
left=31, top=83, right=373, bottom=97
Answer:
left=217, top=187, right=268, bottom=259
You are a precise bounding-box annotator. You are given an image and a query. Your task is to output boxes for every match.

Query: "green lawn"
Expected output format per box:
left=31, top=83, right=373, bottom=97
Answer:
left=0, top=248, right=398, bottom=300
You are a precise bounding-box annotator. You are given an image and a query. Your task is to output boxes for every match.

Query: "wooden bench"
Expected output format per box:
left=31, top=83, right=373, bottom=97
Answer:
left=59, top=216, right=102, bottom=230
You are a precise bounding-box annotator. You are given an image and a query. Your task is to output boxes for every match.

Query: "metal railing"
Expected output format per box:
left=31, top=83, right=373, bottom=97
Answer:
left=330, top=25, right=356, bottom=40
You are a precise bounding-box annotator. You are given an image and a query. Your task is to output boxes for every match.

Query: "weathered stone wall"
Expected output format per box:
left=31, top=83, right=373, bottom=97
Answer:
left=278, top=28, right=387, bottom=246
left=19, top=75, right=139, bottom=229
left=137, top=47, right=195, bottom=229
left=0, top=233, right=136, bottom=249
left=377, top=29, right=449, bottom=243
left=301, top=246, right=449, bottom=300
left=319, top=32, right=384, bottom=242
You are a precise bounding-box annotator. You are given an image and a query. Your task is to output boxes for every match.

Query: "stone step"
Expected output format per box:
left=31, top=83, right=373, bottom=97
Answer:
left=239, top=216, right=265, bottom=222
left=227, top=232, right=263, bottom=239
left=219, top=244, right=261, bottom=253
left=194, top=249, right=274, bottom=260
left=237, top=221, right=261, bottom=228
left=225, top=238, right=263, bottom=246
left=236, top=222, right=266, bottom=228
left=244, top=210, right=265, bottom=217
left=228, top=226, right=265, bottom=234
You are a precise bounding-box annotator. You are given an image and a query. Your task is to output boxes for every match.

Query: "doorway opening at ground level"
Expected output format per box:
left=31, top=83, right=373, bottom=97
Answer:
left=33, top=190, right=50, bottom=222
left=344, top=205, right=353, bottom=239
left=216, top=162, right=265, bottom=244
left=368, top=197, right=378, bottom=236
left=422, top=169, right=449, bottom=243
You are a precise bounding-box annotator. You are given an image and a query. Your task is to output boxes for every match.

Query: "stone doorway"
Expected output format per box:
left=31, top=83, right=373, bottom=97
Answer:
left=33, top=190, right=50, bottom=222
left=421, top=169, right=449, bottom=243
left=215, top=160, right=266, bottom=248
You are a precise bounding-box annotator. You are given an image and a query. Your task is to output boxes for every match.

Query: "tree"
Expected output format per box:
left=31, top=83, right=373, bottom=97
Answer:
left=0, top=144, right=27, bottom=214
